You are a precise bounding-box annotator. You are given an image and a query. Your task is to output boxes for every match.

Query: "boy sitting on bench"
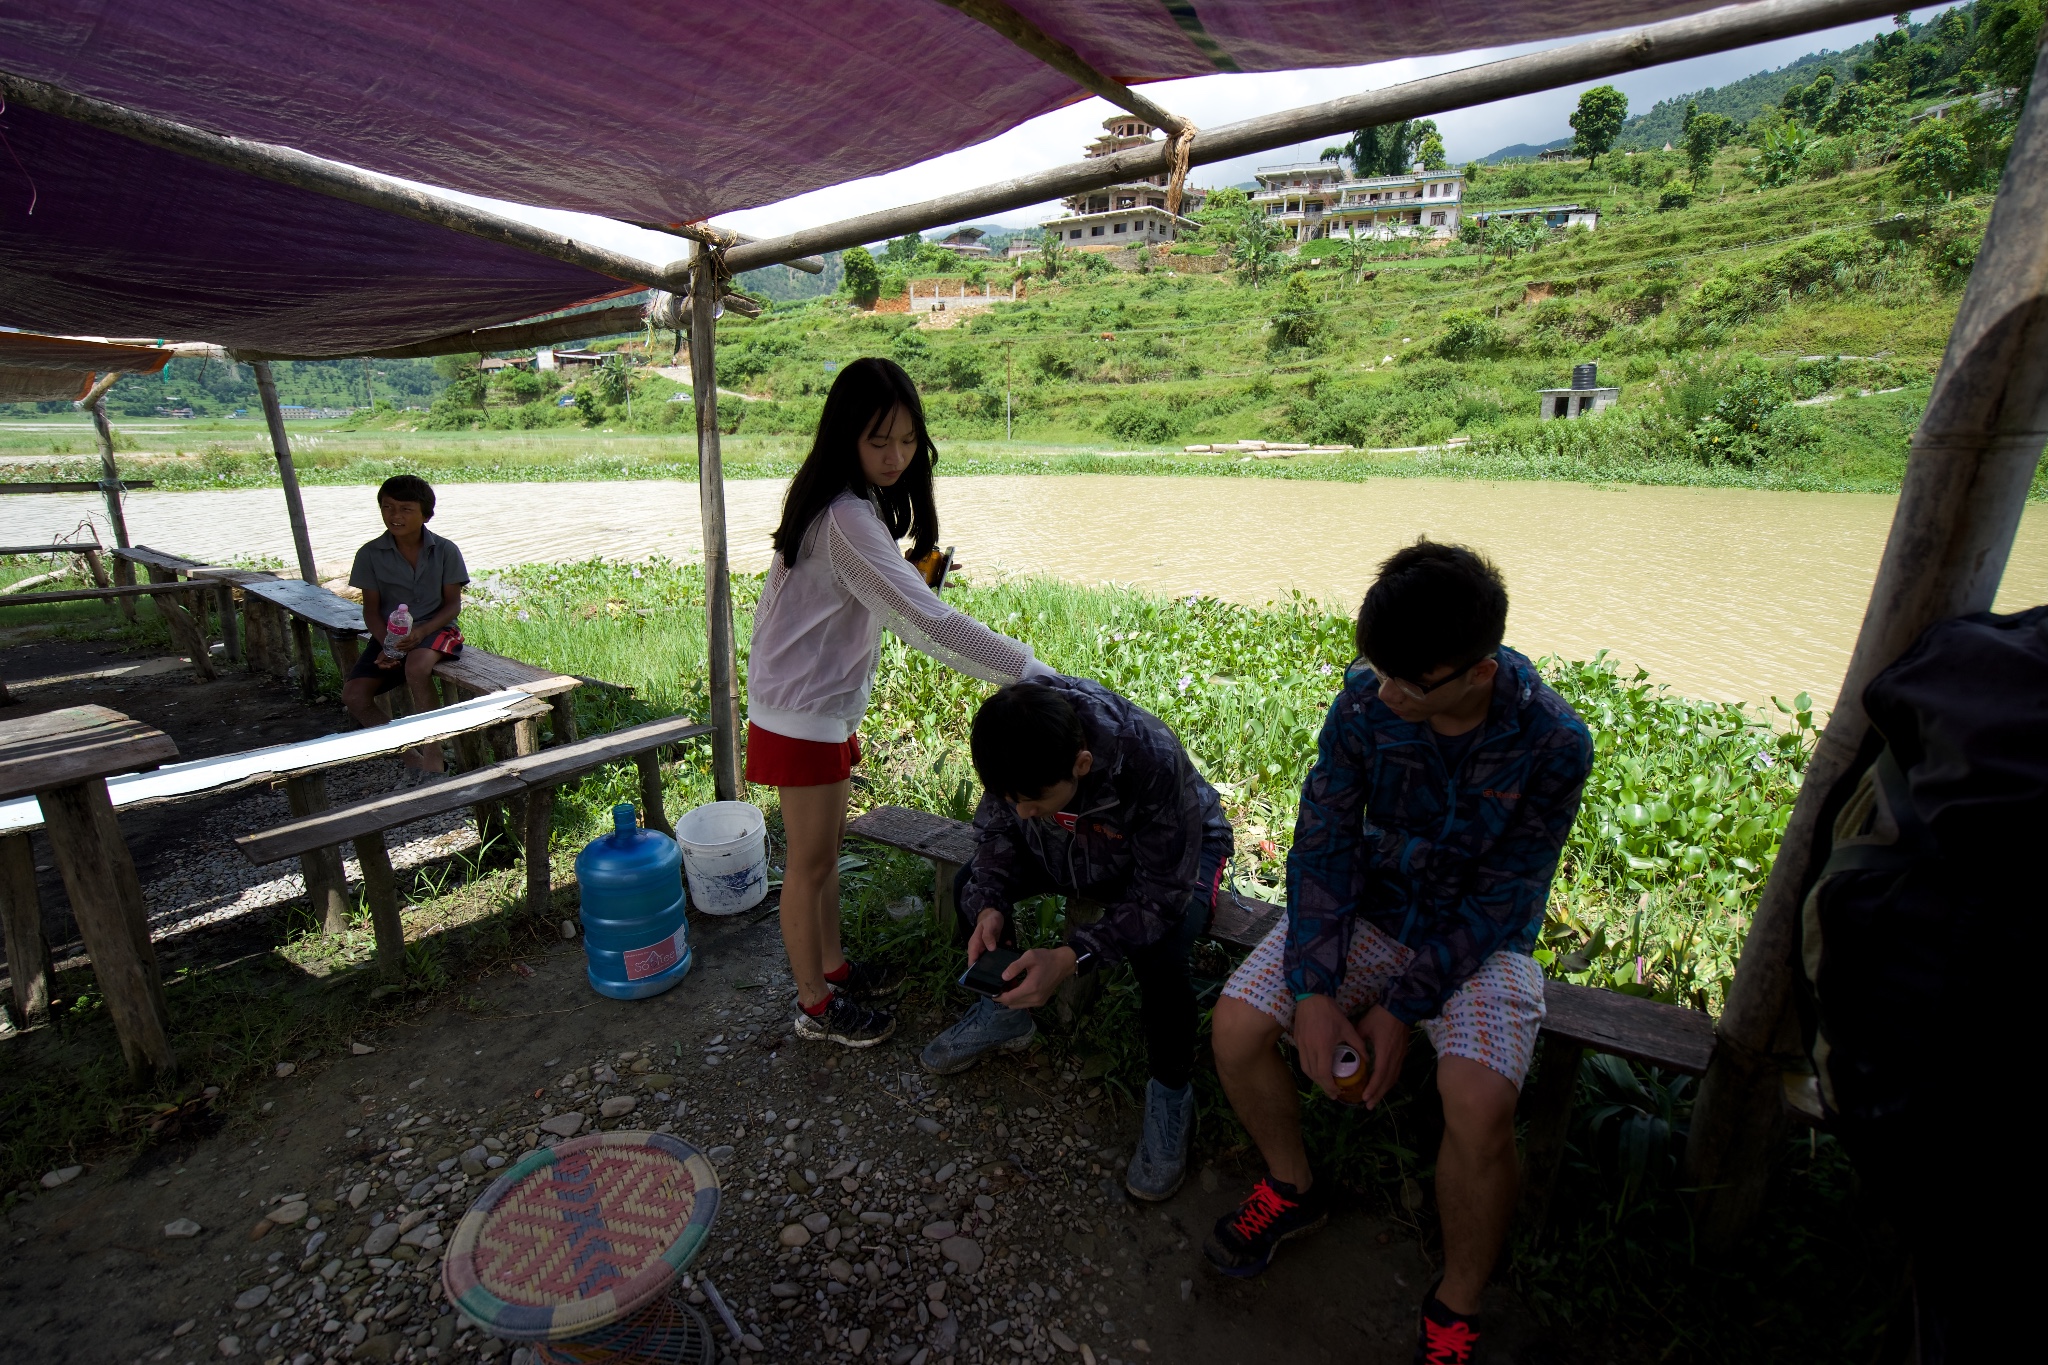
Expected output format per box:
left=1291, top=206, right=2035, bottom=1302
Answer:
left=1205, top=540, right=1591, bottom=1365
left=923, top=676, right=1231, bottom=1201
left=343, top=475, right=469, bottom=773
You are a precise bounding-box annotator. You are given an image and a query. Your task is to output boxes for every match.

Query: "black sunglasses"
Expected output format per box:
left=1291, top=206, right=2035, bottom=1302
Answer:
left=1367, top=655, right=1483, bottom=696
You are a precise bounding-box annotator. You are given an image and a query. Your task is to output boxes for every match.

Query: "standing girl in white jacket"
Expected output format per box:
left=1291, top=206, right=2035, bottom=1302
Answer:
left=748, top=357, right=1052, bottom=1046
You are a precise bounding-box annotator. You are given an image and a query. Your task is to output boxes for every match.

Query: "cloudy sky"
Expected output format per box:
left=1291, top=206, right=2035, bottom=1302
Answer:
left=439, top=6, right=1948, bottom=269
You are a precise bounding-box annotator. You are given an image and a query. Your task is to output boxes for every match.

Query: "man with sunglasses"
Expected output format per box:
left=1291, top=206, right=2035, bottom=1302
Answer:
left=1204, top=539, right=1592, bottom=1365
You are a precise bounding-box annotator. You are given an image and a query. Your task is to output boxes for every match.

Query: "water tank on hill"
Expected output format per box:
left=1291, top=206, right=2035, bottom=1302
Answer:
left=1572, top=363, right=1599, bottom=390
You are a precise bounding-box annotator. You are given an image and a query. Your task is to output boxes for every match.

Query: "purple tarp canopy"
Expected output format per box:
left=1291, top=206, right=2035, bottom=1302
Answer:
left=0, top=106, right=633, bottom=357
left=4, top=0, right=1725, bottom=222
left=0, top=0, right=1728, bottom=351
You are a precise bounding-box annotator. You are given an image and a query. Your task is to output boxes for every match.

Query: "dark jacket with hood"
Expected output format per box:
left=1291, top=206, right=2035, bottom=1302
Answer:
left=962, top=675, right=1231, bottom=967
left=1285, top=648, right=1592, bottom=1023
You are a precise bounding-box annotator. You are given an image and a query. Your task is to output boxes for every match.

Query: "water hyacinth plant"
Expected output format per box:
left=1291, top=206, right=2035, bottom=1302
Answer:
left=461, top=559, right=1814, bottom=1012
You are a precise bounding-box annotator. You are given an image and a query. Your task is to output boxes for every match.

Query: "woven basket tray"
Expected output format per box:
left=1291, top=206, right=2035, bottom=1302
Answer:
left=441, top=1130, right=721, bottom=1342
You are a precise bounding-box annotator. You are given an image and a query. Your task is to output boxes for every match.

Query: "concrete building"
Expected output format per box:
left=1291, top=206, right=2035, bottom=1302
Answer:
left=1041, top=116, right=1205, bottom=251
left=1469, top=203, right=1600, bottom=232
left=1250, top=161, right=1465, bottom=242
left=935, top=227, right=993, bottom=259
left=1537, top=362, right=1620, bottom=420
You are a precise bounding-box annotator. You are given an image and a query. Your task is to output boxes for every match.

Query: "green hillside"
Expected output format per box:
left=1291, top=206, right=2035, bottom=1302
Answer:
left=1621, top=46, right=1862, bottom=150
left=666, top=145, right=2006, bottom=496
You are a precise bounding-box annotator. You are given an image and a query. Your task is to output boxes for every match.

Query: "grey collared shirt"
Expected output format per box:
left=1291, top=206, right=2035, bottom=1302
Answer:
left=349, top=527, right=469, bottom=625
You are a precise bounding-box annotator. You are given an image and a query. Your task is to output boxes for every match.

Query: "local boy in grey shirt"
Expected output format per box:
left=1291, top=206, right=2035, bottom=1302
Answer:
left=342, top=475, right=469, bottom=771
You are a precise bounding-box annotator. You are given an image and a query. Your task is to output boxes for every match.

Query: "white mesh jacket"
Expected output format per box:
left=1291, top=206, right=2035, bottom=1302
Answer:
left=747, top=490, right=1051, bottom=743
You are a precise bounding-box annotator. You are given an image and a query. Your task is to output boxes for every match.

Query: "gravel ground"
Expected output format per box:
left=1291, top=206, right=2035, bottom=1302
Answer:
left=1, top=904, right=1543, bottom=1365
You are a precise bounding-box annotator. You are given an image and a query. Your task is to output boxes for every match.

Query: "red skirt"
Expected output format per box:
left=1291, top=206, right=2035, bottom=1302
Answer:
left=744, top=722, right=862, bottom=787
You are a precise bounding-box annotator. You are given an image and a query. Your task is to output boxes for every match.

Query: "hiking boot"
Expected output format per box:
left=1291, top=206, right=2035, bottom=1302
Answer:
left=827, top=958, right=904, bottom=1000
left=1202, top=1177, right=1328, bottom=1278
left=919, top=995, right=1037, bottom=1075
left=1413, top=1290, right=1481, bottom=1365
left=792, top=992, right=896, bottom=1048
left=1124, top=1079, right=1196, bottom=1201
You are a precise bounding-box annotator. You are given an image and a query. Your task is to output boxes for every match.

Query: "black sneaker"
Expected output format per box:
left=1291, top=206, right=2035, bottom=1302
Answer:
left=1202, top=1177, right=1327, bottom=1277
left=1414, top=1290, right=1481, bottom=1365
left=828, top=958, right=904, bottom=1000
left=792, top=992, right=897, bottom=1048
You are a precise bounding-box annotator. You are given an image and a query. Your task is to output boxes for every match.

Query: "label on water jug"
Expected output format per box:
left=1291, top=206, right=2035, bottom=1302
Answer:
left=622, top=925, right=688, bottom=981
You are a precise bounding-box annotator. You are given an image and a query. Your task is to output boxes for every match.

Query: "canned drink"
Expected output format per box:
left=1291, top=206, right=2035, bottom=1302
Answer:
left=1332, top=1042, right=1369, bottom=1104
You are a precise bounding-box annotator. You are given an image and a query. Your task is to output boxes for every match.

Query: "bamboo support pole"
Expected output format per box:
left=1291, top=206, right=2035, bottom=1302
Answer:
left=79, top=377, right=142, bottom=625
left=932, top=0, right=1189, bottom=135
left=726, top=0, right=1905, bottom=272
left=1684, top=31, right=2048, bottom=1248
left=252, top=360, right=320, bottom=585
left=689, top=251, right=742, bottom=800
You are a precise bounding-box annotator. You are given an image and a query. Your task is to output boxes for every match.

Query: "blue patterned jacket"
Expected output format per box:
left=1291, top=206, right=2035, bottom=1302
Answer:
left=1284, top=648, right=1592, bottom=1023
left=963, top=676, right=1231, bottom=968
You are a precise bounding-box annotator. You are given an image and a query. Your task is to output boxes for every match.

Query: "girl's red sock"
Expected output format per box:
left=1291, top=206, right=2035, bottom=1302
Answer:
left=822, top=961, right=851, bottom=984
left=801, top=993, right=832, bottom=1017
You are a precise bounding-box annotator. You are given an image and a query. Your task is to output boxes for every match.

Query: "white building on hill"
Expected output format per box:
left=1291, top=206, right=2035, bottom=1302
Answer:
left=1252, top=162, right=1465, bottom=242
left=1040, top=116, right=1206, bottom=251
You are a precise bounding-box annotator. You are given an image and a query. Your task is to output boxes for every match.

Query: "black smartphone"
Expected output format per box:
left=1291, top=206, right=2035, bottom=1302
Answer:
left=958, top=948, right=1022, bottom=996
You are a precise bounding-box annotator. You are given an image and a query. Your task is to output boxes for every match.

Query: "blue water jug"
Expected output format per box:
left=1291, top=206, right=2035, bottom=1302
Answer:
left=576, top=803, right=691, bottom=1000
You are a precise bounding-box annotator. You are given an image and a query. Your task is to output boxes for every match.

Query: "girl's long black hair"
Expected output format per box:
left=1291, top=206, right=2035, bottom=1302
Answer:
left=770, top=357, right=939, bottom=569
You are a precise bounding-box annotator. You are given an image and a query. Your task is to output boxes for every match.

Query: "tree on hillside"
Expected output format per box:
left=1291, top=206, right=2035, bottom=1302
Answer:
left=1038, top=232, right=1064, bottom=280
left=1416, top=127, right=1448, bottom=171
left=1322, top=119, right=1441, bottom=177
left=883, top=233, right=923, bottom=266
left=1570, top=86, right=1629, bottom=167
left=842, top=245, right=882, bottom=306
left=1268, top=272, right=1328, bottom=352
left=1683, top=103, right=1736, bottom=185
left=1233, top=217, right=1287, bottom=286
left=1893, top=117, right=1977, bottom=203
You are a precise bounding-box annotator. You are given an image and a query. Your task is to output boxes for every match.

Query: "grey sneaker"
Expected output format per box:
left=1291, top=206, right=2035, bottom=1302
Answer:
left=1125, top=1078, right=1196, bottom=1201
left=920, top=995, right=1037, bottom=1075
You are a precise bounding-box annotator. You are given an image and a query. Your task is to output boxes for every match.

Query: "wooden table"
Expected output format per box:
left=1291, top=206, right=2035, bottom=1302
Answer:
left=0, top=705, right=179, bottom=1079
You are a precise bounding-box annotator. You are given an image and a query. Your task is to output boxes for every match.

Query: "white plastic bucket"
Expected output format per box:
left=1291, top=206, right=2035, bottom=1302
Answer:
left=676, top=800, right=769, bottom=915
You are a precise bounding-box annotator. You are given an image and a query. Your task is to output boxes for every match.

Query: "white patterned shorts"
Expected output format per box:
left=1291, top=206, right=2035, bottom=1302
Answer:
left=1220, top=917, right=1548, bottom=1088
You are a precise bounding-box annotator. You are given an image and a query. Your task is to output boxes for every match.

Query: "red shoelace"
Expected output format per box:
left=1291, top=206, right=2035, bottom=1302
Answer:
left=1228, top=1180, right=1295, bottom=1239
left=1419, top=1316, right=1480, bottom=1365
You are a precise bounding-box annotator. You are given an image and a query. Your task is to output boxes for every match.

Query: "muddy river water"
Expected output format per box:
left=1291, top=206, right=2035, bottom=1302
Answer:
left=8, top=475, right=2045, bottom=710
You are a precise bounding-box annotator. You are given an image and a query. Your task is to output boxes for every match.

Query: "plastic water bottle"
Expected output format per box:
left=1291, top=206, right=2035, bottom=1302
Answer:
left=576, top=803, right=691, bottom=1000
left=381, top=603, right=412, bottom=661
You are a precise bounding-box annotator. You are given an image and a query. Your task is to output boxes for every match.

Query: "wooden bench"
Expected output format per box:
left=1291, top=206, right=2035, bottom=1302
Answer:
left=848, top=803, right=1717, bottom=1229
left=110, top=551, right=584, bottom=739
left=0, top=688, right=554, bottom=1031
left=234, top=713, right=709, bottom=984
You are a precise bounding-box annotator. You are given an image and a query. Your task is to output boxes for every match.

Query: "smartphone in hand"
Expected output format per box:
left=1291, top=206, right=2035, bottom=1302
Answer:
left=958, top=948, right=1023, bottom=996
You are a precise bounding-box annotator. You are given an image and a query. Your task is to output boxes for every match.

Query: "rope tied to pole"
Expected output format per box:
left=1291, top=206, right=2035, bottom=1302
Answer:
left=1166, top=120, right=1198, bottom=218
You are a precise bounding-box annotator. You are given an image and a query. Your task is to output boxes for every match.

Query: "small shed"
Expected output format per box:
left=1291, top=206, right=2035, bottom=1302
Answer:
left=1537, top=361, right=1619, bottom=420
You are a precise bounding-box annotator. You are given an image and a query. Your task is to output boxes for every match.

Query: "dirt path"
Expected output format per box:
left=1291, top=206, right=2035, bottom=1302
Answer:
left=2, top=911, right=1546, bottom=1365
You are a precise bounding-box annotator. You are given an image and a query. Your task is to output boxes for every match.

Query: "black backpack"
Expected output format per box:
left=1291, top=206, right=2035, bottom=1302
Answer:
left=1799, top=604, right=2046, bottom=1125
left=1796, top=604, right=2045, bottom=1363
